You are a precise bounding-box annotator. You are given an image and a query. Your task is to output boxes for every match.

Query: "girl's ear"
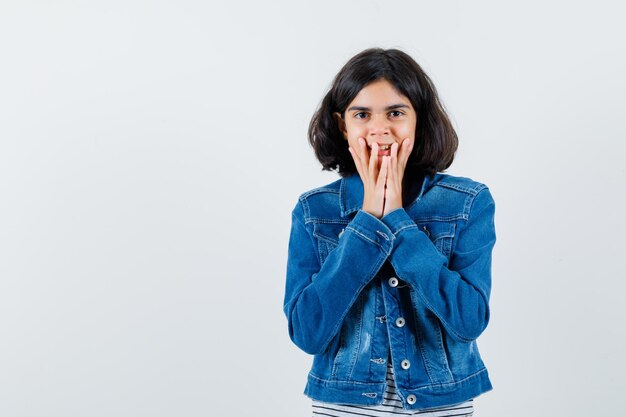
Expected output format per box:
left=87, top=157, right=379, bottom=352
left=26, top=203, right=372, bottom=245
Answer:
left=333, top=112, right=348, bottom=140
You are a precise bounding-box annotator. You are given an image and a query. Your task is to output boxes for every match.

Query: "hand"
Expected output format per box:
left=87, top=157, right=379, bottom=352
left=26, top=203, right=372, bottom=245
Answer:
left=382, top=138, right=413, bottom=217
left=347, top=137, right=386, bottom=218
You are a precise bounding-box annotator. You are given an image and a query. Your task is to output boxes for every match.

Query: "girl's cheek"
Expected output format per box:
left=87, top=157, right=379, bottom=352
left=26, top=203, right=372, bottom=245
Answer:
left=348, top=126, right=367, bottom=137
left=396, top=123, right=413, bottom=136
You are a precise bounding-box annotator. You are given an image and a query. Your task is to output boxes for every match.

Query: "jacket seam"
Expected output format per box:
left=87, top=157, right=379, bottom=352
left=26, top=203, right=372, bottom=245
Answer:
left=391, top=223, right=417, bottom=237
left=436, top=181, right=486, bottom=195
left=345, top=226, right=387, bottom=252
left=408, top=367, right=489, bottom=391
left=467, top=186, right=490, bottom=216
left=308, top=366, right=488, bottom=388
left=307, top=371, right=387, bottom=385
left=306, top=218, right=351, bottom=225
left=299, top=186, right=340, bottom=200
left=464, top=186, right=492, bottom=317
left=295, top=198, right=323, bottom=267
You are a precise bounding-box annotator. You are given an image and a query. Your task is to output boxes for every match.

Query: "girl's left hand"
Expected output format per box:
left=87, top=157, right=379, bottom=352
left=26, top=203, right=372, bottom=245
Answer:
left=382, top=137, right=414, bottom=217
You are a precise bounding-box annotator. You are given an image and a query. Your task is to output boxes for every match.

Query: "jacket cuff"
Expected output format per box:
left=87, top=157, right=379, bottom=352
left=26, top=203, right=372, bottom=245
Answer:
left=380, top=208, right=417, bottom=236
left=346, top=209, right=395, bottom=255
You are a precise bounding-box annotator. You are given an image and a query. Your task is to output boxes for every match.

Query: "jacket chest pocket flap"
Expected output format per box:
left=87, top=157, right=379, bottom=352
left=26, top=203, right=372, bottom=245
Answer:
left=313, top=223, right=347, bottom=264
left=416, top=220, right=456, bottom=259
left=312, top=220, right=456, bottom=263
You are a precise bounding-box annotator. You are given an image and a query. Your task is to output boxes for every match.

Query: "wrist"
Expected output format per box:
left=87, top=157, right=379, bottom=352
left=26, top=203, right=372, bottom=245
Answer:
left=383, top=196, right=402, bottom=215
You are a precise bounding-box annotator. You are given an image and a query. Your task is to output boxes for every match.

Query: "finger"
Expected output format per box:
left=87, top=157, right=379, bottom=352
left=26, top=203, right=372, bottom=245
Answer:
left=377, top=155, right=389, bottom=191
left=355, top=137, right=366, bottom=164
left=395, top=139, right=409, bottom=181
left=390, top=142, right=399, bottom=174
left=389, top=144, right=397, bottom=185
left=360, top=137, right=373, bottom=175
left=399, top=138, right=413, bottom=168
left=368, top=142, right=378, bottom=184
left=352, top=137, right=362, bottom=164
left=355, top=137, right=370, bottom=179
left=387, top=146, right=401, bottom=191
left=347, top=146, right=364, bottom=179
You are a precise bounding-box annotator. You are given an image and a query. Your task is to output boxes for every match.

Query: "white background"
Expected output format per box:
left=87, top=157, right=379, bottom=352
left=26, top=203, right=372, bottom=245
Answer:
left=1, top=1, right=625, bottom=416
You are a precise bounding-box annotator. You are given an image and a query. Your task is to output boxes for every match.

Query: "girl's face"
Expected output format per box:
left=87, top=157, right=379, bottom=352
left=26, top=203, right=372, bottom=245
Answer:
left=334, top=78, right=417, bottom=161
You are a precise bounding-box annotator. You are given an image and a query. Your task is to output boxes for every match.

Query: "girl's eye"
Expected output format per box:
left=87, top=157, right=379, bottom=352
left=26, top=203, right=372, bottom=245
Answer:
left=354, top=111, right=404, bottom=119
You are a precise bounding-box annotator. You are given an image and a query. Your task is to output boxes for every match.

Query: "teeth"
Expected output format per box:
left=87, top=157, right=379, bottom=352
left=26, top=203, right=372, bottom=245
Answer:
left=379, top=144, right=391, bottom=150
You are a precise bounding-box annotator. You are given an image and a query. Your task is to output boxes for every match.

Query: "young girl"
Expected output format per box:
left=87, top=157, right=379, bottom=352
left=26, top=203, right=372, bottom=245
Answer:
left=283, top=48, right=496, bottom=416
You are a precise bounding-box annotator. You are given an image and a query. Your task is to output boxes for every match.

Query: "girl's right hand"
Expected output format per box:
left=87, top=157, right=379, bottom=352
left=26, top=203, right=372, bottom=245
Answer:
left=347, top=137, right=389, bottom=219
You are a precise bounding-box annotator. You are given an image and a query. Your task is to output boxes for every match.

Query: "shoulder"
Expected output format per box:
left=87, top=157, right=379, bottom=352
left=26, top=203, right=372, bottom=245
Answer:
left=433, top=173, right=490, bottom=197
left=435, top=174, right=496, bottom=222
left=411, top=173, right=494, bottom=222
left=296, top=177, right=342, bottom=201
left=292, top=177, right=343, bottom=221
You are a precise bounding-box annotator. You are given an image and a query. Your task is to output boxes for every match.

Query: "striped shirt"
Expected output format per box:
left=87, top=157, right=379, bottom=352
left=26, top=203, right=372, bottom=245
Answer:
left=311, top=358, right=474, bottom=417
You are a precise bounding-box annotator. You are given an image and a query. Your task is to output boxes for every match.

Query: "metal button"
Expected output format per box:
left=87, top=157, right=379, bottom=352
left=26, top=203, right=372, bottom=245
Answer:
left=395, top=317, right=405, bottom=327
left=401, top=359, right=411, bottom=369
left=407, top=394, right=416, bottom=404
left=388, top=277, right=399, bottom=287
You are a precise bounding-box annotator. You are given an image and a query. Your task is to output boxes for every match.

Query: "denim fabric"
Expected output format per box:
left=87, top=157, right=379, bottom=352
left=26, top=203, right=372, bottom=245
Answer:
left=283, top=172, right=497, bottom=410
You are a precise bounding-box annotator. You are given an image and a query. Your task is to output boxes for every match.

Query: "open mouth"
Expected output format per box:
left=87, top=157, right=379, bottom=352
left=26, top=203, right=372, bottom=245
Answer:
left=377, top=143, right=392, bottom=156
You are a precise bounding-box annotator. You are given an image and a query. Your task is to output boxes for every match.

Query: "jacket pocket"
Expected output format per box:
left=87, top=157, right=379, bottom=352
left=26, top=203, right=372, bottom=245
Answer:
left=331, top=291, right=364, bottom=378
left=313, top=222, right=347, bottom=264
left=411, top=296, right=455, bottom=384
left=414, top=221, right=456, bottom=260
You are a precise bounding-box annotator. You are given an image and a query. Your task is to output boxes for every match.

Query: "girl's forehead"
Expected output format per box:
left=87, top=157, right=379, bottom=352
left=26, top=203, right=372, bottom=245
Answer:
left=348, top=81, right=413, bottom=111
left=352, top=80, right=409, bottom=103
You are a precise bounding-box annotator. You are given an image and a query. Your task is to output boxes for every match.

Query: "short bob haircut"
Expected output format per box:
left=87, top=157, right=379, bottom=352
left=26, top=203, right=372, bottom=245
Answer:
left=308, top=47, right=458, bottom=182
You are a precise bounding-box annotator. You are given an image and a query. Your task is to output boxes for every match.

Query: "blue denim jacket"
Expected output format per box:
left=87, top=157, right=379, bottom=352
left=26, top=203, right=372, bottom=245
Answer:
left=283, top=171, right=497, bottom=410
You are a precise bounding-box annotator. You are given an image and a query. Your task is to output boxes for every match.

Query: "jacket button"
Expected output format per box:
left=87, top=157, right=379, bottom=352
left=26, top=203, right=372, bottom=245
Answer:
left=407, top=394, right=416, bottom=404
left=401, top=359, right=411, bottom=369
left=395, top=317, right=405, bottom=327
left=388, top=277, right=399, bottom=287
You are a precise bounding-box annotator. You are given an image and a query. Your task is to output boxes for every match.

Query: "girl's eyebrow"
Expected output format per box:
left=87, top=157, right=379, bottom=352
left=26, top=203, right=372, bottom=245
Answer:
left=347, top=104, right=410, bottom=112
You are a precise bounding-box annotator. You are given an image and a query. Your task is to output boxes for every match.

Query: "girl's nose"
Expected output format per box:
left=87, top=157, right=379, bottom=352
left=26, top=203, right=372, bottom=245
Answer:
left=368, top=114, right=391, bottom=136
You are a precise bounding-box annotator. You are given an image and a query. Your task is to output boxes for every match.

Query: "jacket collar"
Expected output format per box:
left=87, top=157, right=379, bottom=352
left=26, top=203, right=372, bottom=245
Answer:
left=340, top=171, right=436, bottom=217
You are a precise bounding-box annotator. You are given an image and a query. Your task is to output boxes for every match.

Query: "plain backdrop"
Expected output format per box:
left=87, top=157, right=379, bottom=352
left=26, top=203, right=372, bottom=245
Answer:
left=1, top=1, right=625, bottom=416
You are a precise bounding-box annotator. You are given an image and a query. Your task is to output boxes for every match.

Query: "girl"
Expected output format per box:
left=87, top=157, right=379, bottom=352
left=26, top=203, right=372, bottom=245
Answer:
left=283, top=48, right=496, bottom=416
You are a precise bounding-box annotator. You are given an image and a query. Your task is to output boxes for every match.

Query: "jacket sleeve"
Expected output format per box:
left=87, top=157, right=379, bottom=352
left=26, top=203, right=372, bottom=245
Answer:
left=283, top=199, right=393, bottom=355
left=379, top=186, right=496, bottom=343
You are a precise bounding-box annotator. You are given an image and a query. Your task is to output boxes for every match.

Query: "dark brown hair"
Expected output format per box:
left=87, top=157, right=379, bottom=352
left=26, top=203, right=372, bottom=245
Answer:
left=308, top=47, right=458, bottom=181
